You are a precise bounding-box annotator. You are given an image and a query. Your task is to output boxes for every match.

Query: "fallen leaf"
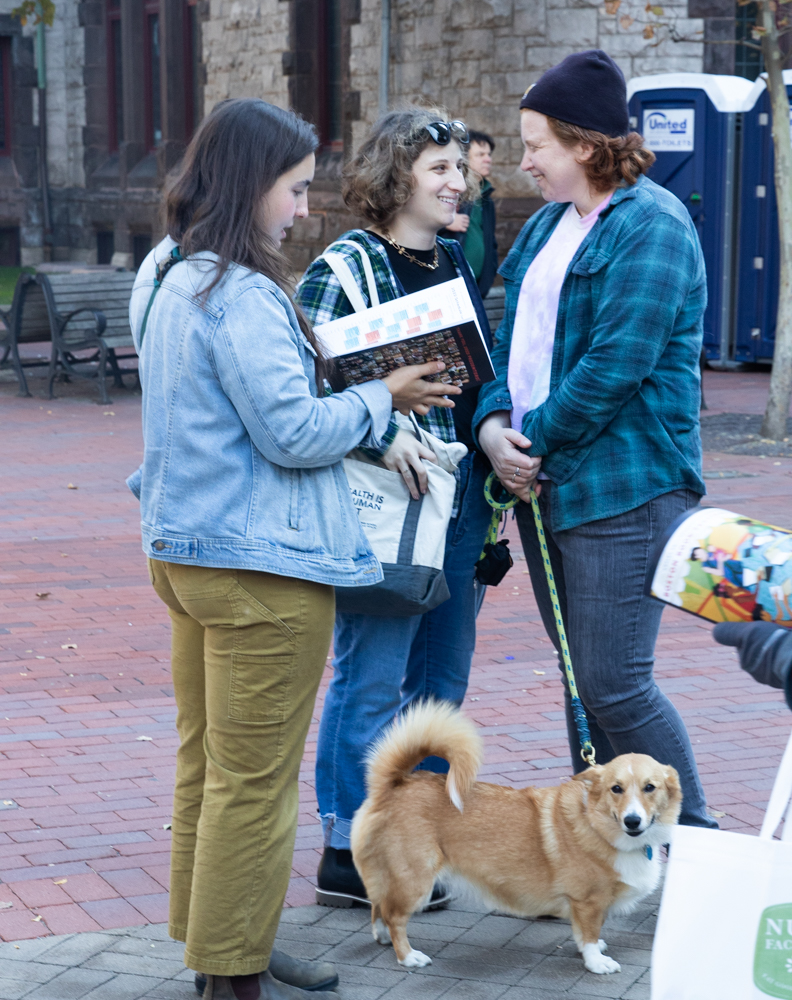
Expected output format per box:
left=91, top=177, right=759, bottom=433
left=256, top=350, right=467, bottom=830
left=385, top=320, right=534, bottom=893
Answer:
left=103, top=411, right=115, bottom=416
left=710, top=810, right=726, bottom=818
left=61, top=553, right=68, bottom=558
left=604, top=0, right=621, bottom=11
left=67, top=483, right=77, bottom=490
left=31, top=915, right=42, bottom=922
left=533, top=670, right=546, bottom=675
left=36, top=592, right=50, bottom=599
left=0, top=901, right=12, bottom=909
left=61, top=644, right=77, bottom=650
left=3, top=801, right=13, bottom=805
left=619, top=13, right=634, bottom=28
left=643, top=24, right=655, bottom=38
left=136, top=735, right=153, bottom=741
left=53, top=878, right=67, bottom=885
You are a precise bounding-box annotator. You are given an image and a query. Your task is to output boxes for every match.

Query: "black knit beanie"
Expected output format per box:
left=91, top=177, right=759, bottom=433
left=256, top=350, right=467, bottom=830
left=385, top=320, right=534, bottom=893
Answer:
left=519, top=50, right=630, bottom=139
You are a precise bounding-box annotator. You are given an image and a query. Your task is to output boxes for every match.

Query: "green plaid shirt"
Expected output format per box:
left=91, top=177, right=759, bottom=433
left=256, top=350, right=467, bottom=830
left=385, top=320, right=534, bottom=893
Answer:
left=474, top=175, right=708, bottom=532
left=295, top=229, right=465, bottom=453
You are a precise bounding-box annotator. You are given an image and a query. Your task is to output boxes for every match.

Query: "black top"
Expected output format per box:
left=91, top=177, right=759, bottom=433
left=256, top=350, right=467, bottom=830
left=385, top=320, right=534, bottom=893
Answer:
left=367, top=231, right=479, bottom=453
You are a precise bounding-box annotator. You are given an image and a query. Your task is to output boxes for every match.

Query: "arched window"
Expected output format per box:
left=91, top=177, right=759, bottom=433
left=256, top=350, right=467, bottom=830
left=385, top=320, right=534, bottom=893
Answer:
left=286, top=0, right=345, bottom=151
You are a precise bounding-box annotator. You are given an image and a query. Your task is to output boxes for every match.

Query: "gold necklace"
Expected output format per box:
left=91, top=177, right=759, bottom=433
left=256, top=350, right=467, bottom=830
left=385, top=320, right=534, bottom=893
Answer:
left=381, top=231, right=439, bottom=270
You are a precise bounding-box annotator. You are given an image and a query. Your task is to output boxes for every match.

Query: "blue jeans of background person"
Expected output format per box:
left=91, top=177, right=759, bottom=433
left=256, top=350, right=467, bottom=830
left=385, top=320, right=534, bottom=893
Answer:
left=316, top=452, right=493, bottom=849
left=515, top=484, right=716, bottom=830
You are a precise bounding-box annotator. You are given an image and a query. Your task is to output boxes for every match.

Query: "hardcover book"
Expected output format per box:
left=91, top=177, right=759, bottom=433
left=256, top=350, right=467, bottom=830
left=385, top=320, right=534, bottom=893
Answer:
left=646, top=506, right=792, bottom=628
left=312, top=277, right=496, bottom=394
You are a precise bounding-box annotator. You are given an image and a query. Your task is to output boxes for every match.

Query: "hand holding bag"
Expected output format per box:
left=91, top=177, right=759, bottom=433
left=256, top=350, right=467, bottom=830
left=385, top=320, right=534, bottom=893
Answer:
left=335, top=419, right=465, bottom=616
left=318, top=240, right=466, bottom=617
left=652, top=728, right=792, bottom=999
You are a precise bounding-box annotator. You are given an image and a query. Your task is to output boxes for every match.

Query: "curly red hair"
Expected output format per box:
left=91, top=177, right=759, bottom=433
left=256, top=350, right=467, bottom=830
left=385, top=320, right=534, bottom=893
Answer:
left=546, top=116, right=655, bottom=193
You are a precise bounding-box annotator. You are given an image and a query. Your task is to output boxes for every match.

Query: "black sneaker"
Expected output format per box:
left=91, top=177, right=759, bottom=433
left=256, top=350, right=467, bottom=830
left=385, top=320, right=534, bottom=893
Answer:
left=194, top=949, right=339, bottom=995
left=315, top=847, right=452, bottom=910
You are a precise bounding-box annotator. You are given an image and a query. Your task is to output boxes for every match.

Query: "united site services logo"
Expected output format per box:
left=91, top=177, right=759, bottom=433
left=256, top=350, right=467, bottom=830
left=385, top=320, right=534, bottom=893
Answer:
left=755, top=904, right=792, bottom=997
left=642, top=108, right=695, bottom=152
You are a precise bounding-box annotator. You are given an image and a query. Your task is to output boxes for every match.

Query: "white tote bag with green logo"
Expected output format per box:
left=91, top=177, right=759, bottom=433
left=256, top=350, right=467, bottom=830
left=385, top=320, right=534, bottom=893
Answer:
left=653, top=728, right=792, bottom=999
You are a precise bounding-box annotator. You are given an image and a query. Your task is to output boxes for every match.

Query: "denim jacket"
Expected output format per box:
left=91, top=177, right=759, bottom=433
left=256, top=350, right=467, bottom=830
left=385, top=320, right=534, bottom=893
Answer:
left=126, top=236, right=392, bottom=586
left=473, top=175, right=707, bottom=532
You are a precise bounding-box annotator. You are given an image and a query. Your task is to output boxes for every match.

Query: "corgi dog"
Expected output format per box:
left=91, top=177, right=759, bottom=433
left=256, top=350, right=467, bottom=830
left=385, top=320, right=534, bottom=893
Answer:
left=351, top=701, right=681, bottom=975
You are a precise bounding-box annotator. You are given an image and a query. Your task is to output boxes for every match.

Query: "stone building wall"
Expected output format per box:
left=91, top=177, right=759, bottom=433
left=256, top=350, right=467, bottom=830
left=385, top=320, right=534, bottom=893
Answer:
left=201, top=0, right=290, bottom=113
left=334, top=0, right=705, bottom=262
left=45, top=0, right=86, bottom=190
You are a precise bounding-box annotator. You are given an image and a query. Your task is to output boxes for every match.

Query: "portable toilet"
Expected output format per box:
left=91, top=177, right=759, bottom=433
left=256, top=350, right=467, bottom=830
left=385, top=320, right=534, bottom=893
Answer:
left=734, top=70, right=792, bottom=364
left=627, top=74, right=754, bottom=362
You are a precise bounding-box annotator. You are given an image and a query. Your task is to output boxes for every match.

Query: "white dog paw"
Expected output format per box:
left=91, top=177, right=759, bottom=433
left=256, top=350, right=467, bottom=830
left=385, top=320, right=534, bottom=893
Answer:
left=582, top=943, right=620, bottom=975
left=372, top=919, right=391, bottom=945
left=598, top=939, right=608, bottom=953
left=399, top=949, right=432, bottom=968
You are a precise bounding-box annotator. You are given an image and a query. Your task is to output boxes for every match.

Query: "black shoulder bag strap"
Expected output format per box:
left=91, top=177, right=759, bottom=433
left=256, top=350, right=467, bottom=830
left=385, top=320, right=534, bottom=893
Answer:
left=138, top=245, right=184, bottom=345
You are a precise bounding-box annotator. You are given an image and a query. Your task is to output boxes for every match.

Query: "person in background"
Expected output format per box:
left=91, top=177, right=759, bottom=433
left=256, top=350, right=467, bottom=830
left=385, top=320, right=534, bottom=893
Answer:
left=474, top=49, right=717, bottom=831
left=295, top=107, right=494, bottom=910
left=441, top=129, right=499, bottom=297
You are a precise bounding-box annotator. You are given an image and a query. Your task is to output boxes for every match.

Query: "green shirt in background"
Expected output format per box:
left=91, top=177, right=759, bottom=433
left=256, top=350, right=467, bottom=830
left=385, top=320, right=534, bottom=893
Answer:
left=462, top=180, right=492, bottom=280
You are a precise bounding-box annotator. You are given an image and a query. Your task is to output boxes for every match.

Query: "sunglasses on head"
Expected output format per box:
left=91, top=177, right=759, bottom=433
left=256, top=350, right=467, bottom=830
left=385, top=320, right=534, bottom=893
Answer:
left=424, top=120, right=469, bottom=146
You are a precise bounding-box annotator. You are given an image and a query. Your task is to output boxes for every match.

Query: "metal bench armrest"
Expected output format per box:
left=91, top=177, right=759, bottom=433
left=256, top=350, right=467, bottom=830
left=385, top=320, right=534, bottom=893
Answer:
left=60, top=307, right=107, bottom=337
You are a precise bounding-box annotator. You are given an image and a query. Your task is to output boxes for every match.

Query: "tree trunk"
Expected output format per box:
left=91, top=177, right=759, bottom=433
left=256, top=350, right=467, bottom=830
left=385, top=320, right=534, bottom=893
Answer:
left=760, top=1, right=792, bottom=441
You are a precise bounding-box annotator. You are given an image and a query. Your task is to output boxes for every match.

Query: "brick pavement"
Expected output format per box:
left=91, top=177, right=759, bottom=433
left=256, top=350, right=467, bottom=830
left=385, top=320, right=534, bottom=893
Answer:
left=0, top=889, right=660, bottom=1000
left=0, top=368, right=790, bottom=997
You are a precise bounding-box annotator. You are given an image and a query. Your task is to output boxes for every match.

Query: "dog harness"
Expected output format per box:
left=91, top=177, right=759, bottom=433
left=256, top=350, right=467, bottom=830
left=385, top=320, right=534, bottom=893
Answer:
left=484, top=471, right=596, bottom=767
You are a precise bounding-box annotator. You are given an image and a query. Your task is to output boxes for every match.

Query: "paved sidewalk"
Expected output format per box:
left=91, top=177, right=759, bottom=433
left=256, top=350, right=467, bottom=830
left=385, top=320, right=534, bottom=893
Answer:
left=0, top=368, right=790, bottom=997
left=0, top=889, right=660, bottom=1000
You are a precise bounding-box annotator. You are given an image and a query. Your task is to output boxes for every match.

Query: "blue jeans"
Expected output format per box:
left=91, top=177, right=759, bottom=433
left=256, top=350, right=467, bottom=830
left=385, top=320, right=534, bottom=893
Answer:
left=516, top=485, right=716, bottom=829
left=316, top=453, right=493, bottom=848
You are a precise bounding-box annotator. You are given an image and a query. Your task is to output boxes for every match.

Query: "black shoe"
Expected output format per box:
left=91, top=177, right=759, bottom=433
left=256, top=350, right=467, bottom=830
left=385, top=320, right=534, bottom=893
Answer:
left=315, top=846, right=452, bottom=911
left=194, top=949, right=339, bottom=995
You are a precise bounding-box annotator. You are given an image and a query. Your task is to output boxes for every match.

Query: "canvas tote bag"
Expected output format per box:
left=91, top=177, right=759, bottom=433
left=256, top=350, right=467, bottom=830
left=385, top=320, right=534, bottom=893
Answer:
left=652, top=727, right=792, bottom=999
left=319, top=241, right=467, bottom=617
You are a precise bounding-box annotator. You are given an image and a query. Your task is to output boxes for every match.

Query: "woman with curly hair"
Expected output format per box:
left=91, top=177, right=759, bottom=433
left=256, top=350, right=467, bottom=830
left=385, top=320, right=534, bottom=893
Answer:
left=296, top=107, right=494, bottom=907
left=475, top=50, right=717, bottom=829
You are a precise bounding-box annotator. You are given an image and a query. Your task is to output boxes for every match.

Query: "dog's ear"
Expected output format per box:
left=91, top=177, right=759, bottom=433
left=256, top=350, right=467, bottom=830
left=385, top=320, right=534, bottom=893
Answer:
left=662, top=765, right=683, bottom=804
left=571, top=765, right=602, bottom=788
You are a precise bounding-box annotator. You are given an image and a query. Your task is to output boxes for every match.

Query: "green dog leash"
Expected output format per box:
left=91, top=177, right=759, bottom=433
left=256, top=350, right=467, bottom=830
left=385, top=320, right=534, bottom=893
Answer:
left=483, top=471, right=596, bottom=767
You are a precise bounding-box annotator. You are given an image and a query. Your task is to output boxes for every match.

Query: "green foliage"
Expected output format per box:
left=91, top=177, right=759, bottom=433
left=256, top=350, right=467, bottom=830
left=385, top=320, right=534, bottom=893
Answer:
left=11, top=0, right=55, bottom=27
left=0, top=267, right=34, bottom=307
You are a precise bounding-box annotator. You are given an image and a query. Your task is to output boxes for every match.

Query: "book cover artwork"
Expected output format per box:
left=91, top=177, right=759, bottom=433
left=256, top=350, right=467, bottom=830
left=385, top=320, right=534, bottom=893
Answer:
left=648, top=506, right=792, bottom=628
left=312, top=277, right=495, bottom=393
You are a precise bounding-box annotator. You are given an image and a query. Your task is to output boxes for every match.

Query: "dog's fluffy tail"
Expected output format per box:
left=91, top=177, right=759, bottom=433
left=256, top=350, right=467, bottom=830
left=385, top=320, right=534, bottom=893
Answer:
left=366, top=701, right=482, bottom=813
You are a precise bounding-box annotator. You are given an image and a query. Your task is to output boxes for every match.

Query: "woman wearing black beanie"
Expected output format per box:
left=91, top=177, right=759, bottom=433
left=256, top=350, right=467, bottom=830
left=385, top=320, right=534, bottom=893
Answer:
left=474, top=49, right=716, bottom=831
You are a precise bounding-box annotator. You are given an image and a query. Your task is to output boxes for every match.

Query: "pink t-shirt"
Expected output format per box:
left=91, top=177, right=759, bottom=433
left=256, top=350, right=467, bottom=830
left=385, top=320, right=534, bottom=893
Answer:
left=508, top=194, right=613, bottom=436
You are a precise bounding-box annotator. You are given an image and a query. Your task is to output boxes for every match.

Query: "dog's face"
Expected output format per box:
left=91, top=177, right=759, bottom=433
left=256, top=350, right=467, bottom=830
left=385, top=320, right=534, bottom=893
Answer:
left=573, top=753, right=682, bottom=850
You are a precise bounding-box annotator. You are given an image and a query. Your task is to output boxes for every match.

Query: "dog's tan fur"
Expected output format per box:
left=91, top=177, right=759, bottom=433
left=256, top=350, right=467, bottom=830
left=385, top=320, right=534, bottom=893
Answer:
left=351, top=701, right=682, bottom=974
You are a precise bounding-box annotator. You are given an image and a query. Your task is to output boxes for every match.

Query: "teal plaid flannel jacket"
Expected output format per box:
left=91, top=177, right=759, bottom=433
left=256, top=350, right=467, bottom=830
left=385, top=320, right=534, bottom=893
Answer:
left=474, top=175, right=707, bottom=532
left=295, top=229, right=492, bottom=453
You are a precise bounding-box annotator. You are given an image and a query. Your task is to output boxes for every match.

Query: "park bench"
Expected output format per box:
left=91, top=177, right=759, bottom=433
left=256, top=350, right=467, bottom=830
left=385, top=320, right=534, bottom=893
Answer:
left=0, top=267, right=137, bottom=404
left=483, top=285, right=505, bottom=336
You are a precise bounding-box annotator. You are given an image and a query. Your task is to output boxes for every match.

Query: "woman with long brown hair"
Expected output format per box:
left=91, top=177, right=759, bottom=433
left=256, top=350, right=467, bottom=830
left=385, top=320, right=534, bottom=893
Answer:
left=126, top=98, right=457, bottom=1000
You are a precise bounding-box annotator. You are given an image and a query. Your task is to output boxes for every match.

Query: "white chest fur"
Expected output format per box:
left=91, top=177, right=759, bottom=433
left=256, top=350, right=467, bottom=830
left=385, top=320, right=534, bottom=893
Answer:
left=611, top=848, right=661, bottom=914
